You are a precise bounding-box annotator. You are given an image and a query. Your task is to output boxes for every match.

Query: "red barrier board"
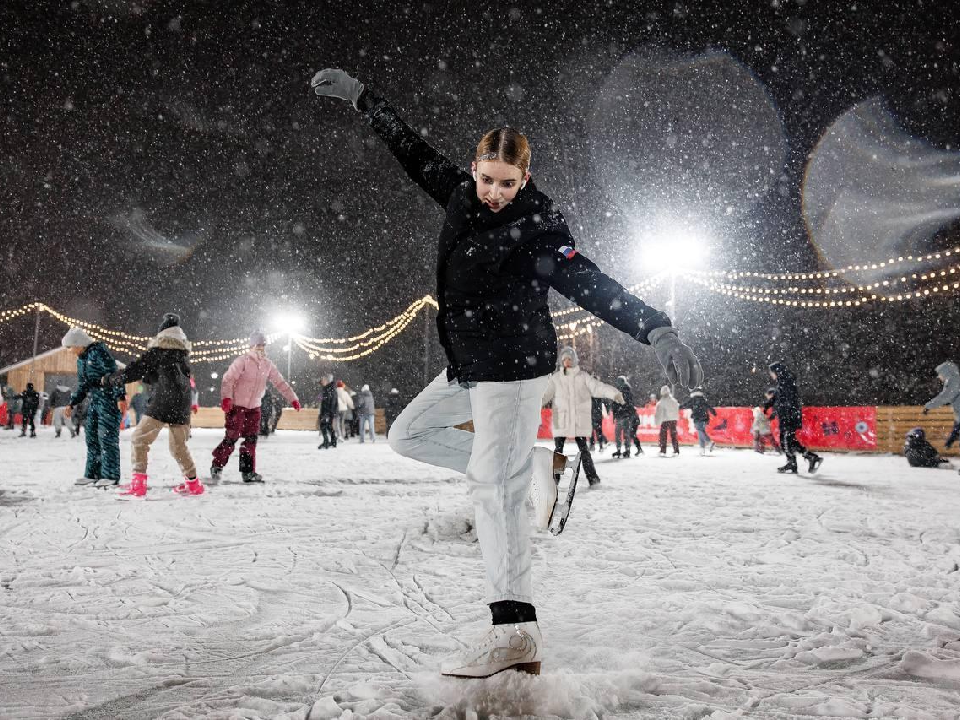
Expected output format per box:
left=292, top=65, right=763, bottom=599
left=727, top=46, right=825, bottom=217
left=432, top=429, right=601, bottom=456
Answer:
left=540, top=406, right=877, bottom=451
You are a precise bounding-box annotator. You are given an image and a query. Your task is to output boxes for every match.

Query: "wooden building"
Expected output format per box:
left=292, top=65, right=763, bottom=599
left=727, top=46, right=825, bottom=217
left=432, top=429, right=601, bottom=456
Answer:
left=0, top=347, right=80, bottom=394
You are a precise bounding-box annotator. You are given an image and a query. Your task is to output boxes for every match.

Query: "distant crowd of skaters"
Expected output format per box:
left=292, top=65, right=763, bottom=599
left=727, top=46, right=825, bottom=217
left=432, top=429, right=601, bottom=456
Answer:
left=5, top=326, right=960, bottom=494
left=538, top=347, right=822, bottom=483
left=0, top=314, right=406, bottom=497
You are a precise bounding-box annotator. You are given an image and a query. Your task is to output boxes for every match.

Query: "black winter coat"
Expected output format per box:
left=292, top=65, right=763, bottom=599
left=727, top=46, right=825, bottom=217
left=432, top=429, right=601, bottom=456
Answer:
left=680, top=393, right=717, bottom=424
left=904, top=436, right=946, bottom=468
left=110, top=328, right=192, bottom=425
left=611, top=379, right=637, bottom=422
left=764, top=362, right=803, bottom=431
left=49, top=387, right=72, bottom=408
left=18, top=388, right=40, bottom=414
left=319, top=384, right=339, bottom=418
left=360, top=94, right=671, bottom=383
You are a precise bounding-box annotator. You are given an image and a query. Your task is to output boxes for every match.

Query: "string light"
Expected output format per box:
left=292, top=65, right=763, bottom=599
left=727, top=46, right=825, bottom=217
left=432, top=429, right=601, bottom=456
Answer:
left=0, top=298, right=438, bottom=364
left=684, top=246, right=960, bottom=283
left=4, top=249, right=959, bottom=361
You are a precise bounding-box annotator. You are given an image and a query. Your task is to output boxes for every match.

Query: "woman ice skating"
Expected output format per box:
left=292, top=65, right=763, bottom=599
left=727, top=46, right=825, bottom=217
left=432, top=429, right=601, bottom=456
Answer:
left=103, top=313, right=203, bottom=497
left=317, top=374, right=339, bottom=448
left=922, top=361, right=960, bottom=448
left=542, top=347, right=622, bottom=491
left=765, top=362, right=823, bottom=474
left=312, top=67, right=701, bottom=679
left=62, top=327, right=126, bottom=486
left=655, top=384, right=681, bottom=456
left=355, top=384, right=377, bottom=443
left=611, top=376, right=643, bottom=458
left=212, top=332, right=301, bottom=484
left=335, top=381, right=354, bottom=441
left=680, top=387, right=718, bottom=455
left=15, top=382, right=40, bottom=438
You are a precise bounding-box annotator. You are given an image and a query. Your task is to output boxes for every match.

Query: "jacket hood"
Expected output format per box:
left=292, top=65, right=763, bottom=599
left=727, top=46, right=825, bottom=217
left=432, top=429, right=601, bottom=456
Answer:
left=558, top=346, right=579, bottom=368
left=149, top=326, right=192, bottom=351
left=935, top=361, right=959, bottom=380
left=689, top=390, right=704, bottom=398
left=768, top=361, right=795, bottom=383
left=660, top=385, right=672, bottom=397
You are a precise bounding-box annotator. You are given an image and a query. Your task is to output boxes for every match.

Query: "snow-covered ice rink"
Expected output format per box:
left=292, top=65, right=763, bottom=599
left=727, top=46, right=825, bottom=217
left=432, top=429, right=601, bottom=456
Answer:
left=2, top=427, right=960, bottom=719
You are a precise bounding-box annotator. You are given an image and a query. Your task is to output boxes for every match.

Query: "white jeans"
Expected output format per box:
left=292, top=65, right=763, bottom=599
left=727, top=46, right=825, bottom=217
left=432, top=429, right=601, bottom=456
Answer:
left=53, top=406, right=68, bottom=433
left=389, top=370, right=549, bottom=604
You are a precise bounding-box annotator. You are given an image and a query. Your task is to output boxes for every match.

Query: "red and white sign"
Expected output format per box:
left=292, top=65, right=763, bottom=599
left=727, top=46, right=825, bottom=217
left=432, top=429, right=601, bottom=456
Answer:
left=539, top=406, right=877, bottom=451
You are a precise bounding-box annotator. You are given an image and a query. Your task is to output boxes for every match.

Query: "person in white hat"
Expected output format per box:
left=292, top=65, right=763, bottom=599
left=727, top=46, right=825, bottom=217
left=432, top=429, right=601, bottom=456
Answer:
left=61, top=327, right=126, bottom=486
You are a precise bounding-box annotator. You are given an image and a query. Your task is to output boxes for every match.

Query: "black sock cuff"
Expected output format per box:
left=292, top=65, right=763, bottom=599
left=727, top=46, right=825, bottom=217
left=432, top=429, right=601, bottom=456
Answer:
left=489, top=600, right=537, bottom=625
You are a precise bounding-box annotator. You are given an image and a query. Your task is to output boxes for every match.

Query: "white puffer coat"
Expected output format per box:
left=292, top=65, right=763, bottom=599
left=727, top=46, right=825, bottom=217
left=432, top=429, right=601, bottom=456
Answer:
left=542, top=347, right=620, bottom=438
left=654, top=385, right=680, bottom=424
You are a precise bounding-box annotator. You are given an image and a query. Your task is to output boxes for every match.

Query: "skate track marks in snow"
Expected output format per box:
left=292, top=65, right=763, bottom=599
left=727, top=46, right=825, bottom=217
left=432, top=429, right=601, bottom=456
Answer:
left=1, top=428, right=960, bottom=719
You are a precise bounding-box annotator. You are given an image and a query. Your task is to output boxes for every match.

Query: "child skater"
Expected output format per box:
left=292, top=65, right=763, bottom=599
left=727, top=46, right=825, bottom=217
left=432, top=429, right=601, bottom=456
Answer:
left=62, top=328, right=126, bottom=487
left=104, top=313, right=203, bottom=497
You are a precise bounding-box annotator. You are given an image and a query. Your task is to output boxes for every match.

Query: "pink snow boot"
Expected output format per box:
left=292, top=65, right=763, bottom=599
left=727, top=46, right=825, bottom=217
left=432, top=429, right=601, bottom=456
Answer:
left=118, top=473, right=148, bottom=498
left=173, top=477, right=205, bottom=496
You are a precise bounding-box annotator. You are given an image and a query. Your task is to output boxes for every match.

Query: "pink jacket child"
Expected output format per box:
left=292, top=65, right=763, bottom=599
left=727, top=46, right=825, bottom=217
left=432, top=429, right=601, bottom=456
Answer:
left=211, top=332, right=301, bottom=484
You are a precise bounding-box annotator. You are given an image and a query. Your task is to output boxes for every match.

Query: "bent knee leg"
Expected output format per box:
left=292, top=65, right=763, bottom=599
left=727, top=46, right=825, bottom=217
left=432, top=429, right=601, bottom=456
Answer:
left=387, top=416, right=415, bottom=457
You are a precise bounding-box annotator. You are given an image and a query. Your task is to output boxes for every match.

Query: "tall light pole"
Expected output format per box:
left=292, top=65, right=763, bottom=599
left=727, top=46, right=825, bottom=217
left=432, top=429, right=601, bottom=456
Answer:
left=286, top=337, right=293, bottom=379
left=28, top=302, right=41, bottom=384
left=273, top=313, right=305, bottom=383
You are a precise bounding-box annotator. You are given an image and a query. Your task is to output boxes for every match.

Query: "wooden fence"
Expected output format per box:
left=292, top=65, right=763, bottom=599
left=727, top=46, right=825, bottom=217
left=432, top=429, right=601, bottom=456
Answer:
left=191, top=407, right=387, bottom=435
left=875, top=406, right=957, bottom=455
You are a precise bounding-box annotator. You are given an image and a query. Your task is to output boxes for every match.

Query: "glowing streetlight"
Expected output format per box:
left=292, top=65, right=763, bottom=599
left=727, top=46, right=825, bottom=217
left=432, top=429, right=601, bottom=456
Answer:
left=273, top=313, right=306, bottom=380
left=635, top=216, right=712, bottom=326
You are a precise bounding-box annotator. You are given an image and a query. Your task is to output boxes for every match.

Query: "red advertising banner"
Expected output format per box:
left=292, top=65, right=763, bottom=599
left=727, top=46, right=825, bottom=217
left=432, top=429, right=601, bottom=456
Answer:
left=539, top=406, right=877, bottom=451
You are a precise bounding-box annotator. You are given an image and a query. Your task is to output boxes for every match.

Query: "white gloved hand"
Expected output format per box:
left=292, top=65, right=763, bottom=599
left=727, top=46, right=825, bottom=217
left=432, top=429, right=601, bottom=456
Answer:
left=648, top=327, right=703, bottom=389
left=310, top=68, right=365, bottom=109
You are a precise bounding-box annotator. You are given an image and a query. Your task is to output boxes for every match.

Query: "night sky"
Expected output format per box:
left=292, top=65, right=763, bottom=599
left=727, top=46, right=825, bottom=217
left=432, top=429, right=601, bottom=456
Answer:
left=2, top=0, right=958, bottom=405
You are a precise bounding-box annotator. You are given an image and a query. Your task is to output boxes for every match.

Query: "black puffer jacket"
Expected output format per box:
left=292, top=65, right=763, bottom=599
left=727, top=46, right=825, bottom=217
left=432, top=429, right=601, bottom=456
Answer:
left=319, top=383, right=339, bottom=418
left=680, top=391, right=717, bottom=424
left=108, top=327, right=192, bottom=425
left=904, top=432, right=945, bottom=468
left=764, top=362, right=803, bottom=431
left=360, top=94, right=671, bottom=382
left=18, top=386, right=40, bottom=415
left=611, top=376, right=637, bottom=422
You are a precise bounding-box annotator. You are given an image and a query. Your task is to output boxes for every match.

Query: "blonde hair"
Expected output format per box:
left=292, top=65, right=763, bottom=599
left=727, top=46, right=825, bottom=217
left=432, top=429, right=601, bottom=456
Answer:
left=474, top=127, right=531, bottom=175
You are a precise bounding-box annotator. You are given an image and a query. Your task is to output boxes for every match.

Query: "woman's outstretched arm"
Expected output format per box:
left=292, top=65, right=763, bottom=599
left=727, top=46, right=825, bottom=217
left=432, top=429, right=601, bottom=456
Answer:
left=311, top=68, right=469, bottom=207
left=508, top=237, right=703, bottom=388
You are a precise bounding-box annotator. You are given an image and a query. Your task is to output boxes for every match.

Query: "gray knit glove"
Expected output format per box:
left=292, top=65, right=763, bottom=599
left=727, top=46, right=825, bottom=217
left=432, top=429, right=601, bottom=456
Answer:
left=310, top=68, right=365, bottom=109
left=648, top=326, right=703, bottom=389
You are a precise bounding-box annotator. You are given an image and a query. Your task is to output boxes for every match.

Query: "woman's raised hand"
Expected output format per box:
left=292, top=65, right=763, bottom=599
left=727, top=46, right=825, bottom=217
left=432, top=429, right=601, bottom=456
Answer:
left=310, top=68, right=365, bottom=109
left=648, top=327, right=704, bottom=389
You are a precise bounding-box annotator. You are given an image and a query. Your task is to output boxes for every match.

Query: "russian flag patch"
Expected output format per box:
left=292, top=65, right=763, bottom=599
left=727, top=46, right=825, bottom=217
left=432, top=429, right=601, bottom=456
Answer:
left=559, top=245, right=576, bottom=259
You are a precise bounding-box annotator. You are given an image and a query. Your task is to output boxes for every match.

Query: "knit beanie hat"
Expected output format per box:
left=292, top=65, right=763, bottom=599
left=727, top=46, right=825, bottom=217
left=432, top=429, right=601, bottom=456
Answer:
left=249, top=331, right=267, bottom=346
left=361, top=384, right=369, bottom=392
left=158, top=313, right=180, bottom=332
left=61, top=326, right=95, bottom=348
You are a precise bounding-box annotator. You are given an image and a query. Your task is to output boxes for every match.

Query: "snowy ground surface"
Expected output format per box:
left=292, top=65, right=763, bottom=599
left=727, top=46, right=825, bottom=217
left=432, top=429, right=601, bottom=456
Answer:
left=2, top=427, right=960, bottom=720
